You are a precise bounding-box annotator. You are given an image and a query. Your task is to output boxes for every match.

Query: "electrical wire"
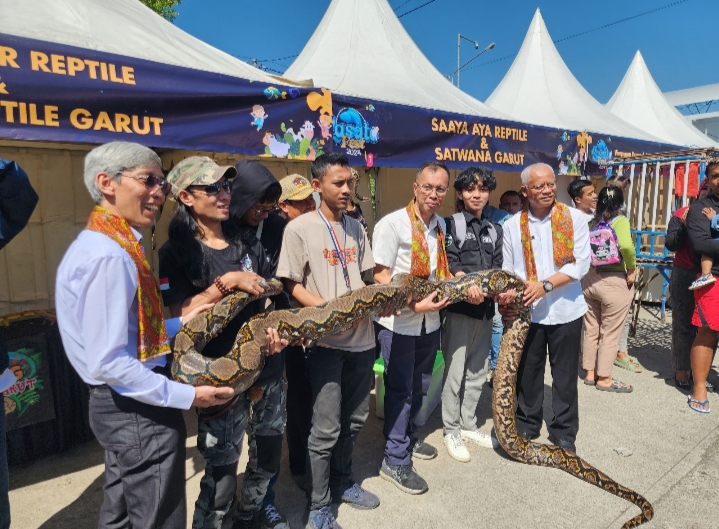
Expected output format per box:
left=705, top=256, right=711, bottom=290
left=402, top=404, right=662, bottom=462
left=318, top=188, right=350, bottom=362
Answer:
left=393, top=0, right=414, bottom=11
left=254, top=54, right=299, bottom=64
left=463, top=0, right=691, bottom=72
left=397, top=0, right=436, bottom=19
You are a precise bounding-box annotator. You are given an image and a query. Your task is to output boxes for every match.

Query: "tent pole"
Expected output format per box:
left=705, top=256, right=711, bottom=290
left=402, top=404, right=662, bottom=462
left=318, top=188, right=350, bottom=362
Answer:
left=683, top=160, right=690, bottom=207
left=637, top=163, right=647, bottom=230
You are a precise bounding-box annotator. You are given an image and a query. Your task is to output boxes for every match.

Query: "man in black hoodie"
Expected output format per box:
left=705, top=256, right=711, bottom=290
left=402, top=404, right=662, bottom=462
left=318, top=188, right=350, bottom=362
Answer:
left=686, top=157, right=719, bottom=414
left=0, top=159, right=38, bottom=529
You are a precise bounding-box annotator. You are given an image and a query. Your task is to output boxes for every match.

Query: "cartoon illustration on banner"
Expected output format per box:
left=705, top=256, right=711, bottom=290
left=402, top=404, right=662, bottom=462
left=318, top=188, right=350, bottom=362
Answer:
left=257, top=87, right=333, bottom=161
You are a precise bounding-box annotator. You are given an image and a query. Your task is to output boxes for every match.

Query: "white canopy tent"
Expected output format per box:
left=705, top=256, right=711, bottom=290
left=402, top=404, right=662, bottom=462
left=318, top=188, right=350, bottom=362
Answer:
left=485, top=9, right=663, bottom=142
left=284, top=0, right=506, bottom=118
left=0, top=0, right=279, bottom=83
left=606, top=51, right=718, bottom=148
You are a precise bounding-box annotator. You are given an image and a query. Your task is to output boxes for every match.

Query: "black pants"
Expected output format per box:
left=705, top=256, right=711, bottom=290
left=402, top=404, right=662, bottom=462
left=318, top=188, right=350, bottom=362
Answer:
left=89, top=386, right=187, bottom=529
left=379, top=323, right=440, bottom=466
left=306, top=346, right=374, bottom=510
left=516, top=317, right=582, bottom=444
left=285, top=345, right=313, bottom=477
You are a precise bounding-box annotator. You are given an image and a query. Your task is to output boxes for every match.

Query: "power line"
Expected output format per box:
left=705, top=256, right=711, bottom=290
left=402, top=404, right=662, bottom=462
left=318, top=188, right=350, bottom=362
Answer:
left=393, top=0, right=414, bottom=11
left=463, top=0, right=691, bottom=72
left=255, top=54, right=299, bottom=64
left=397, top=0, right=436, bottom=19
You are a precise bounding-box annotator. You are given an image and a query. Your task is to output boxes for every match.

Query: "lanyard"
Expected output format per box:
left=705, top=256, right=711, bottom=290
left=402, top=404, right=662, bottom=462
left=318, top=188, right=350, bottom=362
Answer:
left=317, top=209, right=351, bottom=292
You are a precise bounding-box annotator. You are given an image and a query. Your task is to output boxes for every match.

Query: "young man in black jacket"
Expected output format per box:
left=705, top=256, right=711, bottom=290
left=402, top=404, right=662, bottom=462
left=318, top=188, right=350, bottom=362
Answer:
left=686, top=158, right=719, bottom=414
left=0, top=159, right=38, bottom=529
left=441, top=166, right=502, bottom=462
left=159, top=156, right=289, bottom=529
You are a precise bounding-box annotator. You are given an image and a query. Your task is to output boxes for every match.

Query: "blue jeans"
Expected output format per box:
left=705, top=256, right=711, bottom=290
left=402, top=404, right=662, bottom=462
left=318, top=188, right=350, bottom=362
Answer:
left=488, top=310, right=503, bottom=370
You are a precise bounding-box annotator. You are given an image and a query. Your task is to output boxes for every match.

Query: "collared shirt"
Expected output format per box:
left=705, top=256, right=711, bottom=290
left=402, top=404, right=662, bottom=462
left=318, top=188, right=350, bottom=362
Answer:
left=56, top=229, right=195, bottom=409
left=372, top=207, right=446, bottom=336
left=502, top=207, right=590, bottom=325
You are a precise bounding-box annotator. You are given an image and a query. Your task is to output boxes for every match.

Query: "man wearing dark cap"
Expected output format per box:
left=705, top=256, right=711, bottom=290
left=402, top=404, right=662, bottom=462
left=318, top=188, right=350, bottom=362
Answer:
left=159, top=156, right=289, bottom=529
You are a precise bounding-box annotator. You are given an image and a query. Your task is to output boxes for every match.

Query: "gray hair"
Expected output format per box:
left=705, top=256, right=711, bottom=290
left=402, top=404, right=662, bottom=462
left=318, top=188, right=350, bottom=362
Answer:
left=84, top=142, right=161, bottom=204
left=520, top=163, right=555, bottom=186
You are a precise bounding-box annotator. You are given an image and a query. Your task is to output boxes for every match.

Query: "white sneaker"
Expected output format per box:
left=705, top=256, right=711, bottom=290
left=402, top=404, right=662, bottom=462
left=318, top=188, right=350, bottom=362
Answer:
left=461, top=428, right=500, bottom=449
left=444, top=433, right=471, bottom=462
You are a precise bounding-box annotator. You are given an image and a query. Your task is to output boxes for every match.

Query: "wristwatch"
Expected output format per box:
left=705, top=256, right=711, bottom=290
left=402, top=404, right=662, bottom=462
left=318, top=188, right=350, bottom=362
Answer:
left=542, top=280, right=554, bottom=293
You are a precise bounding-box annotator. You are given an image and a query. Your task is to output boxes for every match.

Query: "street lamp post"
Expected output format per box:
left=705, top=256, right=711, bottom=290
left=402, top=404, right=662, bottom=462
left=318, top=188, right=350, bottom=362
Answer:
left=457, top=34, right=479, bottom=88
left=453, top=41, right=495, bottom=88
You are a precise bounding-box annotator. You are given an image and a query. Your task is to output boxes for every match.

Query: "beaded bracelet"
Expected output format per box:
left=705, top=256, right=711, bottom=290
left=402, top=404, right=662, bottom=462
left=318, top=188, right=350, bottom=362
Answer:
left=214, top=276, right=232, bottom=297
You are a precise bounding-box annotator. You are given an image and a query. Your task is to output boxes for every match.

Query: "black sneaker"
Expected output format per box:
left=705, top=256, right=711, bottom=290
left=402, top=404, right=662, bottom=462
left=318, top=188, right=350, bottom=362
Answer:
left=549, top=436, right=577, bottom=454
left=379, top=458, right=428, bottom=495
left=232, top=514, right=260, bottom=529
left=331, top=480, right=380, bottom=510
left=259, top=503, right=287, bottom=529
left=410, top=440, right=437, bottom=460
left=517, top=430, right=539, bottom=441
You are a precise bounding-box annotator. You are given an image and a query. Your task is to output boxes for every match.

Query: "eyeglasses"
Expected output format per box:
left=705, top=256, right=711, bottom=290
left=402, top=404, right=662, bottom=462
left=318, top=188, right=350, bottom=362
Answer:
left=123, top=173, right=171, bottom=196
left=528, top=182, right=557, bottom=192
left=418, top=184, right=449, bottom=196
left=251, top=204, right=278, bottom=216
left=190, top=180, right=232, bottom=196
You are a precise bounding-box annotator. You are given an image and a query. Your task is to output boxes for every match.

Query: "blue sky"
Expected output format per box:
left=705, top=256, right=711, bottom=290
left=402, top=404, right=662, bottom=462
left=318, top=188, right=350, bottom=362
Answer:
left=174, top=0, right=718, bottom=104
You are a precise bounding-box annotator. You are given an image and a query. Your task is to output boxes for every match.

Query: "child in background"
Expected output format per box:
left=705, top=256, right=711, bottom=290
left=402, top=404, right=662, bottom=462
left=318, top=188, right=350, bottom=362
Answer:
left=689, top=206, right=719, bottom=290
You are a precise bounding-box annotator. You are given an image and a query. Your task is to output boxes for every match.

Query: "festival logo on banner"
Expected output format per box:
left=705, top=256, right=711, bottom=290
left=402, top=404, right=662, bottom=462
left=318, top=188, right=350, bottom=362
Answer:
left=257, top=87, right=333, bottom=161
left=333, top=106, right=379, bottom=167
left=3, top=335, right=56, bottom=430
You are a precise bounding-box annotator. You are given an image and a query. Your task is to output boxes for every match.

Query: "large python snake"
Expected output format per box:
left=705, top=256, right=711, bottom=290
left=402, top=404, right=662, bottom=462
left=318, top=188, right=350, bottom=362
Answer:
left=172, top=270, right=653, bottom=528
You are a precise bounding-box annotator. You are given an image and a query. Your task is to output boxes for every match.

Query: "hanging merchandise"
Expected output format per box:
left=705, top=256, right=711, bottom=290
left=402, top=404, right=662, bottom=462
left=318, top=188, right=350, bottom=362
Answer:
left=674, top=162, right=699, bottom=198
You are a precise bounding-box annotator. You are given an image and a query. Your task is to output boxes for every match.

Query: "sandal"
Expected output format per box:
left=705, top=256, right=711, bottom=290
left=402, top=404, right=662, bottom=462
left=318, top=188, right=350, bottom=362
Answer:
left=583, top=379, right=597, bottom=386
left=614, top=356, right=644, bottom=373
left=688, top=397, right=711, bottom=414
left=596, top=380, right=633, bottom=393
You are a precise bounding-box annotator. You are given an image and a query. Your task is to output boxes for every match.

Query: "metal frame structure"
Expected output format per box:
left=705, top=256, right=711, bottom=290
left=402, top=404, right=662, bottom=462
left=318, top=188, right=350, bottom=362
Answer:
left=608, top=148, right=719, bottom=323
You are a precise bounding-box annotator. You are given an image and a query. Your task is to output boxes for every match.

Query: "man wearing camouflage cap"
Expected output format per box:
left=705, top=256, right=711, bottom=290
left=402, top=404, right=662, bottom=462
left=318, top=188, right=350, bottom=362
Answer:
left=159, top=156, right=289, bottom=529
left=277, top=174, right=316, bottom=220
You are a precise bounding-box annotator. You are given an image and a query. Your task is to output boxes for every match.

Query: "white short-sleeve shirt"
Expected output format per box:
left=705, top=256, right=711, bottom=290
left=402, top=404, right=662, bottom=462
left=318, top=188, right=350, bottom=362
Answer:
left=372, top=208, right=446, bottom=336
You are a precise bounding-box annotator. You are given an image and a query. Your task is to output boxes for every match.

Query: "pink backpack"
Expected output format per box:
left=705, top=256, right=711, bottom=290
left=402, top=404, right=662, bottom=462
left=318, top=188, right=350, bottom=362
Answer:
left=589, top=220, right=622, bottom=267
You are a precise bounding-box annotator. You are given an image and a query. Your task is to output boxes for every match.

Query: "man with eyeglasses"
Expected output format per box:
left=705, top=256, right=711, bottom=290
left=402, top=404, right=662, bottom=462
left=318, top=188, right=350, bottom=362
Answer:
left=159, top=156, right=290, bottom=529
left=497, top=163, right=590, bottom=454
left=56, top=143, right=235, bottom=529
left=372, top=161, right=453, bottom=495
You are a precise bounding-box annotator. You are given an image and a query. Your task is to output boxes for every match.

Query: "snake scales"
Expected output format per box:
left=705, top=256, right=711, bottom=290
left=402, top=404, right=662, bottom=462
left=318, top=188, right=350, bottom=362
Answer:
left=172, top=270, right=653, bottom=528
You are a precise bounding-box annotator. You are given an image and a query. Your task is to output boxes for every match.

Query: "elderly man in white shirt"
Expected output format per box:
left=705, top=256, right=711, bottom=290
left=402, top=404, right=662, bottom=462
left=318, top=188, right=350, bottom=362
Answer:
left=498, top=163, right=590, bottom=454
left=55, top=142, right=234, bottom=529
left=372, top=162, right=452, bottom=495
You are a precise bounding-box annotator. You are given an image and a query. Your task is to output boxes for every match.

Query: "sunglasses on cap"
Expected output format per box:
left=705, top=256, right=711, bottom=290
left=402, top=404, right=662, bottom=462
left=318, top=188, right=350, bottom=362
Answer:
left=190, top=180, right=233, bottom=196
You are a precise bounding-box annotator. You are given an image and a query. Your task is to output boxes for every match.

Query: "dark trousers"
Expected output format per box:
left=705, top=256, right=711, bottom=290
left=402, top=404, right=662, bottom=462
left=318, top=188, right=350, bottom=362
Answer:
left=89, top=386, right=187, bottom=529
left=285, top=345, right=313, bottom=476
left=380, top=322, right=440, bottom=466
left=306, top=346, right=374, bottom=510
left=516, top=317, right=583, bottom=444
left=0, top=403, right=8, bottom=529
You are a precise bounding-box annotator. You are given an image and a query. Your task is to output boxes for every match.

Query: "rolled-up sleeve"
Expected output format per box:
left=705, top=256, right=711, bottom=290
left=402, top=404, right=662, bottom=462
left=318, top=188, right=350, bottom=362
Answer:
left=559, top=213, right=590, bottom=281
left=80, top=256, right=195, bottom=409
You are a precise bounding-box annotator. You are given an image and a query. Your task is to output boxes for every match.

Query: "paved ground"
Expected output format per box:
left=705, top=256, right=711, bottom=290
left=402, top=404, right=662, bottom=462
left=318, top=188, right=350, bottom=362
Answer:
left=8, top=307, right=719, bottom=529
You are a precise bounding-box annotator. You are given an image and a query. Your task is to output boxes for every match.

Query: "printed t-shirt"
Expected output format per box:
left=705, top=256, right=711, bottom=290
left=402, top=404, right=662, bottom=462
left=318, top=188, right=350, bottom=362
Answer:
left=276, top=211, right=375, bottom=352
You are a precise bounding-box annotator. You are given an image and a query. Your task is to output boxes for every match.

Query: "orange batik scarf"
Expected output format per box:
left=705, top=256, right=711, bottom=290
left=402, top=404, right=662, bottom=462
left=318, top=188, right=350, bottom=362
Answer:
left=406, top=199, right=451, bottom=279
left=520, top=201, right=575, bottom=281
left=86, top=206, right=170, bottom=361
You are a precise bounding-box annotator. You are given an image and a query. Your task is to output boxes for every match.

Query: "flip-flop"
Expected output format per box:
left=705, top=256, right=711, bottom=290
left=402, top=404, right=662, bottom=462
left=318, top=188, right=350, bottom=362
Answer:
left=688, top=397, right=711, bottom=414
left=614, top=356, right=643, bottom=373
left=596, top=380, right=633, bottom=393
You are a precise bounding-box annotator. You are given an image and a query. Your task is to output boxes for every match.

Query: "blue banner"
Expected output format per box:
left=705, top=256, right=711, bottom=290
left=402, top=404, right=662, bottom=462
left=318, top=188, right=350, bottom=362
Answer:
left=0, top=33, right=677, bottom=173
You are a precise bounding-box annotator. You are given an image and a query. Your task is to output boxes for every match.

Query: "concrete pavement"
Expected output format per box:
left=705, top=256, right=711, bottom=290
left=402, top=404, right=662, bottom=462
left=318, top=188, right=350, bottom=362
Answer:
left=8, top=307, right=719, bottom=529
